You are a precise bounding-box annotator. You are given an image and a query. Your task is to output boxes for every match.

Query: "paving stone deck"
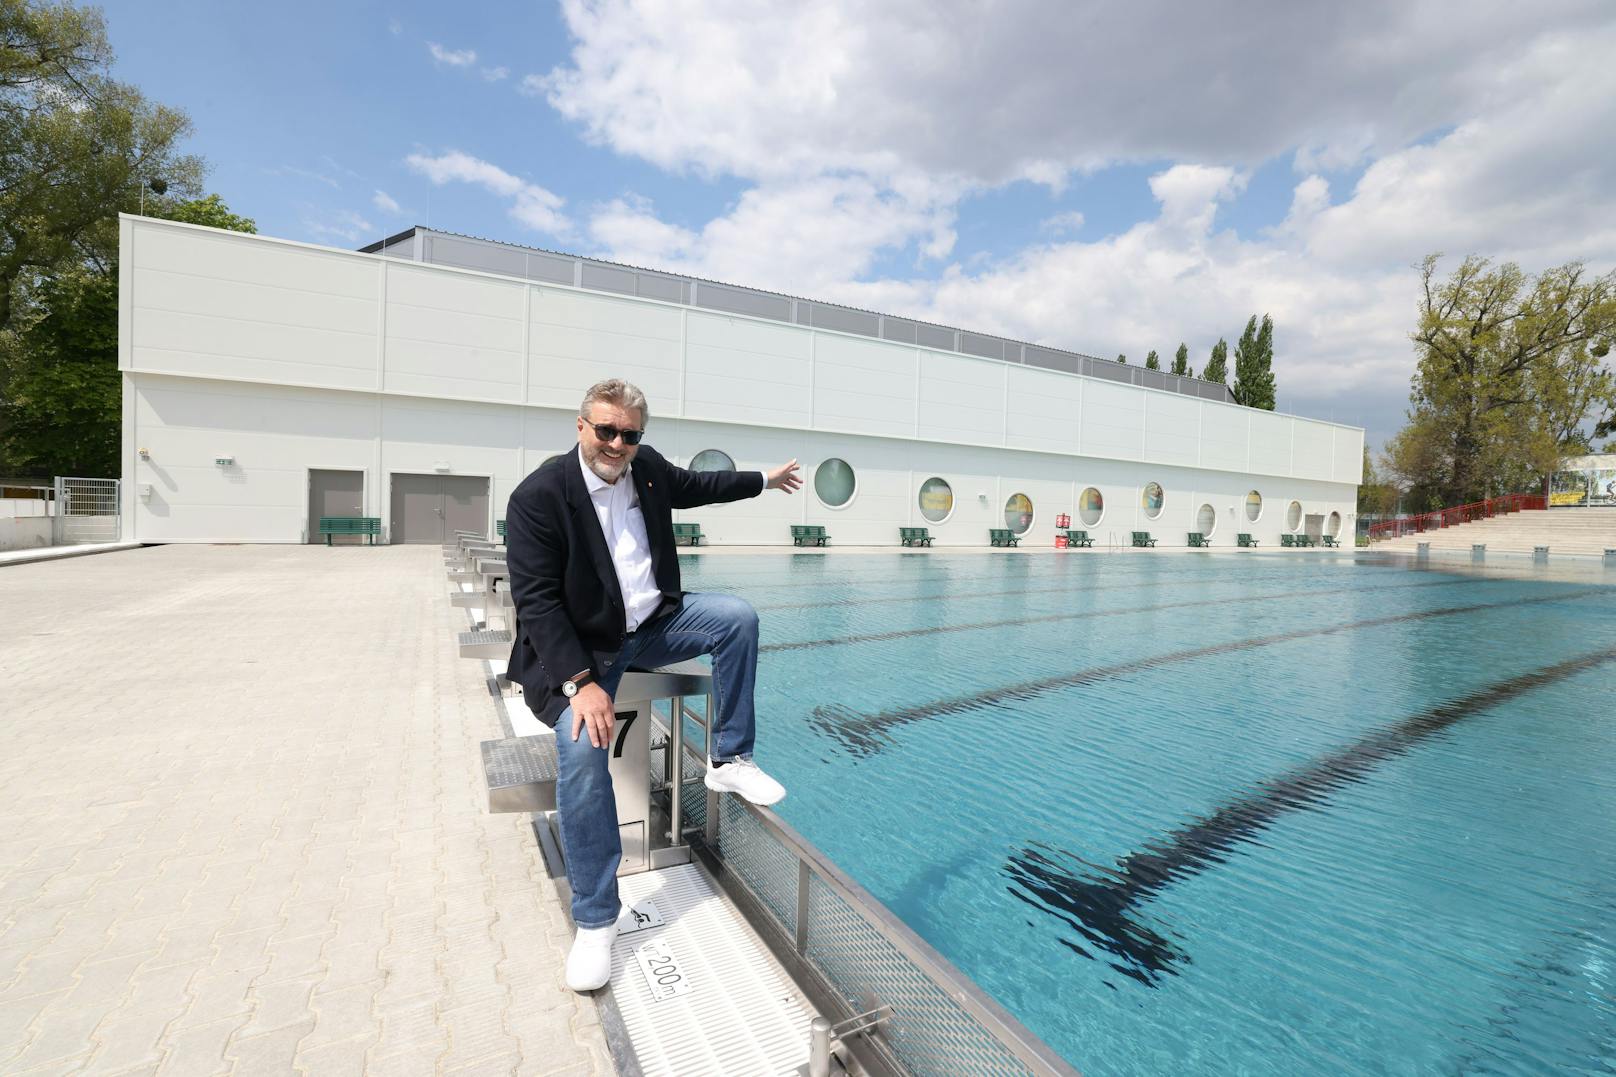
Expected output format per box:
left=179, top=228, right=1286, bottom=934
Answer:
left=0, top=544, right=611, bottom=1076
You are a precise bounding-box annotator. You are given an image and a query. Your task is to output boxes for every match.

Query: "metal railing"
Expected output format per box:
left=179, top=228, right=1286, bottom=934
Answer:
left=659, top=703, right=1078, bottom=1076
left=1366, top=492, right=1546, bottom=541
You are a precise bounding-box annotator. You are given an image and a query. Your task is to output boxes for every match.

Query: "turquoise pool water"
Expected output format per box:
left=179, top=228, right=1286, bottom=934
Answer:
left=679, top=551, right=1616, bottom=1075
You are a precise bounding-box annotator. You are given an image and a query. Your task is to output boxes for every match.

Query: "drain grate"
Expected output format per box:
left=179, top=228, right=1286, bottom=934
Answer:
left=611, top=864, right=815, bottom=1075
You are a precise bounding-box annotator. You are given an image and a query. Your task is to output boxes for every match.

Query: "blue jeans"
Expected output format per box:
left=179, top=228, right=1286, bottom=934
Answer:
left=553, top=592, right=760, bottom=928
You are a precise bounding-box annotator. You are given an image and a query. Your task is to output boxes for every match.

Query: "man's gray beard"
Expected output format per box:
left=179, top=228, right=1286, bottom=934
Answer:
left=587, top=454, right=627, bottom=484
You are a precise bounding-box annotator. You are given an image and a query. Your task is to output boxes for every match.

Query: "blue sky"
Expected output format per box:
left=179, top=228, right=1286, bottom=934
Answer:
left=97, top=1, right=1616, bottom=450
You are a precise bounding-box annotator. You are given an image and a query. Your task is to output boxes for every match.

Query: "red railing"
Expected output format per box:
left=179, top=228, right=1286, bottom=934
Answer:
left=1367, top=492, right=1547, bottom=540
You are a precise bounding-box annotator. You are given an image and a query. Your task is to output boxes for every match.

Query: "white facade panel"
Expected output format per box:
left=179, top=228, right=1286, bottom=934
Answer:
left=383, top=264, right=525, bottom=400
left=812, top=335, right=916, bottom=437
left=1199, top=406, right=1248, bottom=472
left=684, top=312, right=811, bottom=428
left=1248, top=411, right=1295, bottom=477
left=917, top=353, right=1003, bottom=444
left=528, top=289, right=683, bottom=412
left=1332, top=427, right=1364, bottom=484
left=1291, top=420, right=1336, bottom=482
left=1005, top=366, right=1083, bottom=455
left=1142, top=393, right=1202, bottom=468
left=1081, top=380, right=1145, bottom=460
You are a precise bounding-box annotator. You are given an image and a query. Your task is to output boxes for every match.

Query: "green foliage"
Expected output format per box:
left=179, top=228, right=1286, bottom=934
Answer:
left=1232, top=314, right=1277, bottom=409
left=0, top=193, right=249, bottom=478
left=0, top=0, right=203, bottom=332
left=1202, top=338, right=1228, bottom=383
left=0, top=266, right=118, bottom=476
left=1115, top=353, right=1126, bottom=364
left=1144, top=350, right=1160, bottom=370
left=1357, top=445, right=1399, bottom=515
left=1386, top=254, right=1616, bottom=505
left=165, top=193, right=255, bottom=234
left=1171, top=342, right=1189, bottom=376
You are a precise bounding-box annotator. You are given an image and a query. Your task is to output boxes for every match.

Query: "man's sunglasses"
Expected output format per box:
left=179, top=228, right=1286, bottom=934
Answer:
left=586, top=422, right=643, bottom=445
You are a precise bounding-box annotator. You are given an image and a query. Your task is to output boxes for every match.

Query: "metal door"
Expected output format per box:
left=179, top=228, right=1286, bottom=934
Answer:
left=441, top=475, right=490, bottom=541
left=308, top=469, right=364, bottom=544
left=390, top=473, right=444, bottom=544
left=1304, top=513, right=1325, bottom=545
left=389, top=473, right=490, bottom=544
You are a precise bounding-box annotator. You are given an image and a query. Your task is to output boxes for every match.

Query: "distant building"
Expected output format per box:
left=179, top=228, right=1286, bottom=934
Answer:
left=1552, top=454, right=1616, bottom=507
left=117, top=216, right=1363, bottom=546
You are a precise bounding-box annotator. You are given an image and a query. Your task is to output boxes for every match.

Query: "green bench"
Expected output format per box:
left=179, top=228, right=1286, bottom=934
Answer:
left=1296, top=534, right=1315, bottom=548
left=1280, top=533, right=1296, bottom=548
left=790, top=524, right=828, bottom=547
left=1131, top=531, right=1157, bottom=548
left=1321, top=535, right=1340, bottom=548
left=318, top=516, right=381, bottom=546
left=672, top=522, right=704, bottom=547
left=1065, top=530, right=1094, bottom=548
left=496, top=518, right=506, bottom=544
left=988, top=528, right=1019, bottom=547
left=1186, top=532, right=1210, bottom=547
left=899, top=526, right=933, bottom=547
left=1237, top=533, right=1258, bottom=547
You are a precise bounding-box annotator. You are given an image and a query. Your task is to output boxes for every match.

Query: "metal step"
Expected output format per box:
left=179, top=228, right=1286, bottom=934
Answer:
left=447, top=570, right=478, bottom=584
left=459, top=627, right=512, bottom=659
left=448, top=590, right=483, bottom=607
left=481, top=734, right=558, bottom=813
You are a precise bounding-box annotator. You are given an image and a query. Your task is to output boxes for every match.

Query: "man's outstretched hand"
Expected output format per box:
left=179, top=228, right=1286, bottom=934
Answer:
left=766, top=459, right=803, bottom=494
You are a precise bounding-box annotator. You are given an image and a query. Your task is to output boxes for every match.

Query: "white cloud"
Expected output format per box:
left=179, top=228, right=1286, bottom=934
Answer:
left=1038, top=210, right=1085, bottom=236
left=481, top=66, right=509, bottom=82
left=531, top=3, right=1616, bottom=445
left=372, top=189, right=403, bottom=215
left=388, top=18, right=402, bottom=35
left=304, top=209, right=375, bottom=244
left=405, top=150, right=569, bottom=236
left=428, top=42, right=477, bottom=68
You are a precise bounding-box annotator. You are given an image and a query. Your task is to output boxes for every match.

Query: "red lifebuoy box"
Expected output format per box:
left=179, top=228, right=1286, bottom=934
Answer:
left=1055, top=535, right=1069, bottom=549
left=1056, top=513, right=1071, bottom=529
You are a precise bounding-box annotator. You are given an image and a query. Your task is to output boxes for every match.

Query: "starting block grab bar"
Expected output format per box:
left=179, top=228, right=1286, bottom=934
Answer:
left=480, top=660, right=714, bottom=876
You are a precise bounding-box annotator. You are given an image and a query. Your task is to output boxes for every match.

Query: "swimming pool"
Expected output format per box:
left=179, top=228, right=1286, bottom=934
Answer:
left=679, top=551, right=1616, bottom=1075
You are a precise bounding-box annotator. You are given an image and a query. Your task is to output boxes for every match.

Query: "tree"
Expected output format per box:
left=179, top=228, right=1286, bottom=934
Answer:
left=0, top=195, right=251, bottom=477
left=1202, top=338, right=1228, bottom=383
left=0, top=266, right=117, bottom=476
left=1232, top=314, right=1277, bottom=409
left=1, top=0, right=203, bottom=332
left=1386, top=254, right=1616, bottom=505
left=1116, top=353, right=1127, bottom=364
left=1171, top=342, right=1189, bottom=376
left=1144, top=349, right=1160, bottom=370
left=1357, top=445, right=1399, bottom=515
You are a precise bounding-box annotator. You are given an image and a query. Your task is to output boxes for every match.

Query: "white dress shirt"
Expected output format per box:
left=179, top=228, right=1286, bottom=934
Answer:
left=578, top=446, right=664, bottom=632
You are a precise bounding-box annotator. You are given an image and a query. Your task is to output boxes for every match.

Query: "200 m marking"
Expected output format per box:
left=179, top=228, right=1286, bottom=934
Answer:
left=634, top=938, right=691, bottom=1002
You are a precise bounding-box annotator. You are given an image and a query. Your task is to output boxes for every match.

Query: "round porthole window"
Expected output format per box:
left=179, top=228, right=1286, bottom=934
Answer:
left=1245, top=490, right=1262, bottom=521
left=1326, top=511, right=1342, bottom=538
left=1004, top=493, right=1034, bottom=535
left=814, top=458, right=856, bottom=508
left=1142, top=482, right=1165, bottom=520
left=1286, top=500, right=1303, bottom=531
left=689, top=448, right=735, bottom=473
left=1197, top=503, right=1216, bottom=537
left=918, top=477, right=954, bottom=523
left=1079, top=487, right=1104, bottom=526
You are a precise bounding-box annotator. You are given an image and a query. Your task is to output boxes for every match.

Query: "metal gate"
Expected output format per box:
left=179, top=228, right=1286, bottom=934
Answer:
left=52, top=477, right=121, bottom=545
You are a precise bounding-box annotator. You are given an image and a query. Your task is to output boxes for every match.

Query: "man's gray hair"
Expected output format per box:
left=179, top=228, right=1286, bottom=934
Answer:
left=580, top=379, right=650, bottom=424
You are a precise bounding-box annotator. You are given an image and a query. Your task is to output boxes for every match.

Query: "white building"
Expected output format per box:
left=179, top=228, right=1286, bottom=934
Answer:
left=117, top=216, right=1362, bottom=547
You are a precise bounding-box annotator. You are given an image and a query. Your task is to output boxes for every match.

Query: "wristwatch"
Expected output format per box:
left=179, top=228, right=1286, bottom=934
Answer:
left=561, top=671, right=594, bottom=698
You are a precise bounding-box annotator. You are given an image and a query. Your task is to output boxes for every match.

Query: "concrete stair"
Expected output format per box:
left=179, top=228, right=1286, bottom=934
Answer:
left=1373, top=507, right=1616, bottom=556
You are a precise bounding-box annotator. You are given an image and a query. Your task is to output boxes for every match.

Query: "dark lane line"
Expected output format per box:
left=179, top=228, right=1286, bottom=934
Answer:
left=1001, top=645, right=1616, bottom=986
left=761, top=576, right=1476, bottom=651
left=808, top=589, right=1602, bottom=756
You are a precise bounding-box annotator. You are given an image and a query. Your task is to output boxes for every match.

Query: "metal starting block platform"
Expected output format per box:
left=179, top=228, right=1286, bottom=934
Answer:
left=458, top=627, right=513, bottom=659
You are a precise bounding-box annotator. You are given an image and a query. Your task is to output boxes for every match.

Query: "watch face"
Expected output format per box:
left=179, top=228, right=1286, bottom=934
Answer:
left=562, top=680, right=577, bottom=698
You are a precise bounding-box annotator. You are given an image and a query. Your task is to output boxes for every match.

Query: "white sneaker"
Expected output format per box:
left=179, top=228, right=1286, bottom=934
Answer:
left=566, top=908, right=631, bottom=992
left=704, top=757, right=786, bottom=806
